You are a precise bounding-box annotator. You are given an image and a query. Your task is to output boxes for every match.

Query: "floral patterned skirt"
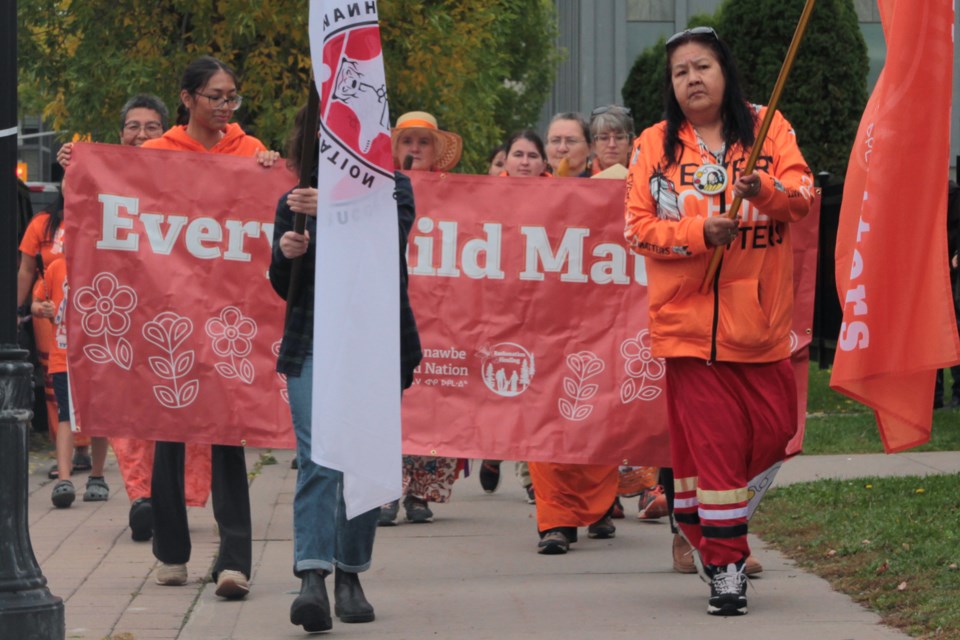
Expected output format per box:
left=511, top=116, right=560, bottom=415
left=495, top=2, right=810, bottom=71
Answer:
left=402, top=455, right=460, bottom=503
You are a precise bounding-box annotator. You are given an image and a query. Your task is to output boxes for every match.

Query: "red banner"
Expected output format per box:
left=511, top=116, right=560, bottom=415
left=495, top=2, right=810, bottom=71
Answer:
left=62, top=144, right=818, bottom=464
left=401, top=174, right=819, bottom=466
left=831, top=0, right=960, bottom=452
left=64, top=143, right=298, bottom=448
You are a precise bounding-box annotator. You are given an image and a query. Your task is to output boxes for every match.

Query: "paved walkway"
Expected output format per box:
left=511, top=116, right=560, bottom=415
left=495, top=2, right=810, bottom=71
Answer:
left=23, top=448, right=960, bottom=640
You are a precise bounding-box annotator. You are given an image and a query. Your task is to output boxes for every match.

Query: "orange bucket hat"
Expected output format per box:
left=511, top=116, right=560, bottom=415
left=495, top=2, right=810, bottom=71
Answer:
left=391, top=111, right=463, bottom=172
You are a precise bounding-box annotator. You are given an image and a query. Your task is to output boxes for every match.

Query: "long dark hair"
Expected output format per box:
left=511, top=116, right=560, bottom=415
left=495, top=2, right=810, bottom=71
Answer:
left=285, top=104, right=318, bottom=176
left=43, top=190, right=65, bottom=242
left=662, top=31, right=756, bottom=168
left=176, top=56, right=239, bottom=126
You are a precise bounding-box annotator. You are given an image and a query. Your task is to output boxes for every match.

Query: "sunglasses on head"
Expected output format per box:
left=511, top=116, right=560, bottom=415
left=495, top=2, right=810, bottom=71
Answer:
left=666, top=26, right=718, bottom=48
left=591, top=105, right=631, bottom=117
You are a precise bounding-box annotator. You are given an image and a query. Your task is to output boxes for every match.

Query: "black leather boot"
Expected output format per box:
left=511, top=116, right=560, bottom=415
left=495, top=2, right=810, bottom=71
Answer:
left=334, top=568, right=375, bottom=623
left=290, top=569, right=332, bottom=632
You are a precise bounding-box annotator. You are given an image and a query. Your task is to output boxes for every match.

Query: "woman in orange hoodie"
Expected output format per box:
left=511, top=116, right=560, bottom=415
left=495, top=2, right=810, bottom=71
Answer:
left=141, top=55, right=278, bottom=600
left=624, top=28, right=813, bottom=617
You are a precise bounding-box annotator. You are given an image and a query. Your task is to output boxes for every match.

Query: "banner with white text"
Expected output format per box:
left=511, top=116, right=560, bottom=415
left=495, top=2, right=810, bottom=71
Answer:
left=62, top=145, right=818, bottom=465
left=400, top=174, right=819, bottom=466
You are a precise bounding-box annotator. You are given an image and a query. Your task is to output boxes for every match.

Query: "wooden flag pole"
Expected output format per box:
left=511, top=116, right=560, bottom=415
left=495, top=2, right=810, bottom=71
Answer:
left=698, top=0, right=817, bottom=294
left=285, top=79, right=320, bottom=324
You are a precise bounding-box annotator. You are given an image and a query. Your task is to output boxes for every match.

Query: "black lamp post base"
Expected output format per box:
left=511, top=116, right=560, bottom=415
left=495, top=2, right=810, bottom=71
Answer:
left=0, top=347, right=65, bottom=639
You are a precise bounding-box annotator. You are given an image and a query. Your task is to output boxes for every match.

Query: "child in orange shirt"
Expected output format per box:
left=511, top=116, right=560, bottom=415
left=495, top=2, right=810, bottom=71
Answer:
left=39, top=258, right=110, bottom=508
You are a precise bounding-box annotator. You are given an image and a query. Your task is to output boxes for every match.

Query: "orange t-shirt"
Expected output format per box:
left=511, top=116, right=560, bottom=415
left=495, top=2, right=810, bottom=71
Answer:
left=19, top=212, right=65, bottom=267
left=44, top=258, right=69, bottom=375
left=141, top=122, right=266, bottom=156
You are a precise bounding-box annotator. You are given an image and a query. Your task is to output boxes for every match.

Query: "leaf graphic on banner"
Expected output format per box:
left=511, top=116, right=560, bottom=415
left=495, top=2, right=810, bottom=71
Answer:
left=238, top=359, right=255, bottom=384
left=574, top=405, right=593, bottom=420
left=582, top=358, right=604, bottom=379
left=620, top=378, right=637, bottom=403
left=154, top=385, right=177, bottom=408
left=215, top=362, right=238, bottom=379
left=168, top=318, right=193, bottom=351
left=142, top=322, right=170, bottom=350
left=580, top=383, right=599, bottom=400
left=148, top=356, right=175, bottom=380
left=83, top=344, right=112, bottom=364
left=638, top=386, right=662, bottom=401
left=563, top=377, right=578, bottom=397
left=558, top=397, right=575, bottom=420
left=115, top=337, right=133, bottom=370
left=566, top=354, right=584, bottom=377
left=174, top=352, right=195, bottom=377
left=179, top=380, right=199, bottom=406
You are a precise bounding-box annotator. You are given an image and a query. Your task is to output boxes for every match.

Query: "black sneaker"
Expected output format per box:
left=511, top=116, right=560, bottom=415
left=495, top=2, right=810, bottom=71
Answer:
left=537, top=530, right=569, bottom=555
left=403, top=496, right=433, bottom=523
left=479, top=460, right=501, bottom=493
left=587, top=515, right=616, bottom=539
left=378, top=500, right=399, bottom=526
left=129, top=498, right=153, bottom=541
left=706, top=560, right=748, bottom=616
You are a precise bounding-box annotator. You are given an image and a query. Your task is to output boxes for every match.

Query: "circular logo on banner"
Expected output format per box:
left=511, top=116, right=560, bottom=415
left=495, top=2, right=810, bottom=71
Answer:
left=478, top=342, right=536, bottom=397
left=692, top=163, right=728, bottom=195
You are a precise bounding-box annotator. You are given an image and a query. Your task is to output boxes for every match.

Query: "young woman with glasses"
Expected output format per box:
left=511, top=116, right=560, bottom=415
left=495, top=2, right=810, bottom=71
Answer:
left=141, top=55, right=279, bottom=600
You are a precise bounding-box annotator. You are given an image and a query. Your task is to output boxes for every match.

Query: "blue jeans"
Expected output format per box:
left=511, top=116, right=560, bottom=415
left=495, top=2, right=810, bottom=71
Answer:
left=287, top=356, right=380, bottom=575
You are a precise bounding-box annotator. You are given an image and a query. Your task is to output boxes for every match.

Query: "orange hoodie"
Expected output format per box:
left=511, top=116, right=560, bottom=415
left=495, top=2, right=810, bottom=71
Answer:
left=624, top=106, right=814, bottom=363
left=142, top=122, right=266, bottom=156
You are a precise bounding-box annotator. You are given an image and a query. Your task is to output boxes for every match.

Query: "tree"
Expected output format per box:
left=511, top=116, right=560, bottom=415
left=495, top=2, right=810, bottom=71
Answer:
left=717, top=0, right=868, bottom=178
left=621, top=0, right=867, bottom=178
left=18, top=0, right=558, bottom=172
left=380, top=0, right=558, bottom=172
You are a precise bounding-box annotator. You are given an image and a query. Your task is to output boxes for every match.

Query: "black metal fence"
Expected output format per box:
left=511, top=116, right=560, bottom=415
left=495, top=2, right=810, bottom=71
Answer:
left=810, top=173, right=845, bottom=369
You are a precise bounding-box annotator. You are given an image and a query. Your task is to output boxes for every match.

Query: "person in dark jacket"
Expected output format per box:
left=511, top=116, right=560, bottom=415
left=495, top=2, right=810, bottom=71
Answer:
left=270, top=106, right=422, bottom=633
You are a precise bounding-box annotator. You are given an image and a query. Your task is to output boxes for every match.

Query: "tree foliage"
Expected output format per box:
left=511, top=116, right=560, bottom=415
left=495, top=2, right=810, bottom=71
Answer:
left=17, top=0, right=558, bottom=172
left=621, top=0, right=868, bottom=178
left=380, top=0, right=559, bottom=172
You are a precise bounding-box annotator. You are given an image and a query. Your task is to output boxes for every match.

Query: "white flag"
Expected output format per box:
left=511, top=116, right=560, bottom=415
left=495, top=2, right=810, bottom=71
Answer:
left=308, top=0, right=400, bottom=519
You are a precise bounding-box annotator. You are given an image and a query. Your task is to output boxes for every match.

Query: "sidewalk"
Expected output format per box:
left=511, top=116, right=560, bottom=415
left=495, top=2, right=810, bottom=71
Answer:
left=24, top=449, right=960, bottom=640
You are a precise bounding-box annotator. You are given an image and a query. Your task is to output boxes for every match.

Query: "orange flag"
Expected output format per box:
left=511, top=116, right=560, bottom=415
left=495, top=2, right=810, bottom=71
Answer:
left=831, top=0, right=960, bottom=452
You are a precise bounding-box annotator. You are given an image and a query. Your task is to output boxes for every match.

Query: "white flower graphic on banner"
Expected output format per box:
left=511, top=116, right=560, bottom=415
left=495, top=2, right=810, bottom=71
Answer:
left=272, top=340, right=289, bottom=404
left=620, top=330, right=664, bottom=403
left=143, top=312, right=198, bottom=409
left=73, top=272, right=137, bottom=370
left=205, top=306, right=257, bottom=384
left=559, top=351, right=605, bottom=421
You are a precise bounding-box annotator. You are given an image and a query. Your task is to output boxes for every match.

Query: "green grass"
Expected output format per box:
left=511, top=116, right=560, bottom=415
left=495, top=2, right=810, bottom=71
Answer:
left=753, top=363, right=960, bottom=638
left=753, top=474, right=960, bottom=639
left=802, top=364, right=960, bottom=454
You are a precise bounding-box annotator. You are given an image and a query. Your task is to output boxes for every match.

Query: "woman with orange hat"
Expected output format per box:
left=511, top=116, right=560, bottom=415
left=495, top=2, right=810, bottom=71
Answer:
left=391, top=111, right=462, bottom=172
left=379, top=111, right=462, bottom=526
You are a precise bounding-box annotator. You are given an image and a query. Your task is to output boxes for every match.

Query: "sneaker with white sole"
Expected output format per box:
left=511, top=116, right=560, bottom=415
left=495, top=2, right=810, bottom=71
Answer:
left=706, top=559, right=748, bottom=616
left=155, top=563, right=187, bottom=586
left=215, top=569, right=250, bottom=599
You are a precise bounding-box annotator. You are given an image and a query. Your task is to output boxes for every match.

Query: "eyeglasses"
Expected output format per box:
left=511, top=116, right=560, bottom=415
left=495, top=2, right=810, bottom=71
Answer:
left=123, top=122, right=164, bottom=135
left=194, top=92, right=243, bottom=110
left=594, top=133, right=631, bottom=144
left=666, top=26, right=718, bottom=48
left=547, top=137, right=586, bottom=147
left=590, top=105, right=631, bottom=117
